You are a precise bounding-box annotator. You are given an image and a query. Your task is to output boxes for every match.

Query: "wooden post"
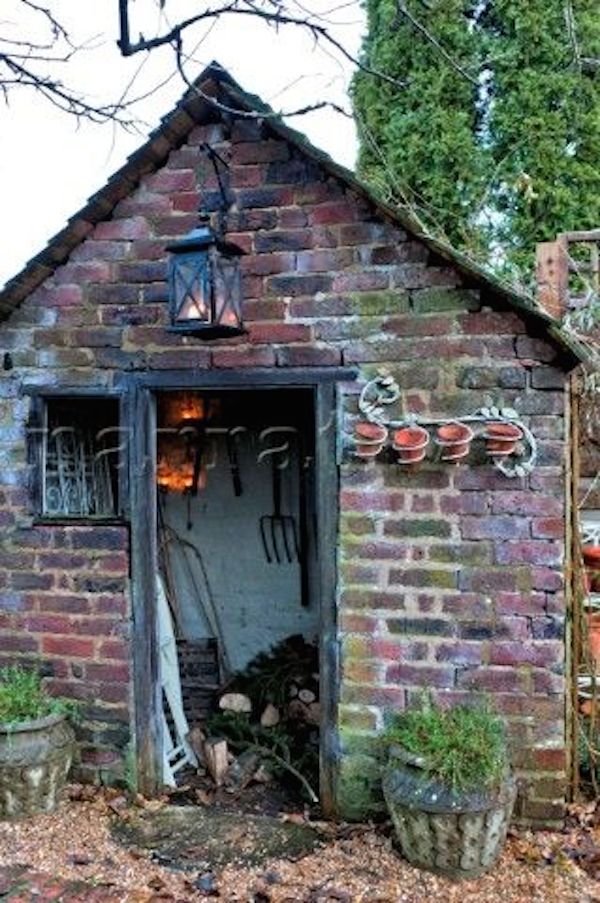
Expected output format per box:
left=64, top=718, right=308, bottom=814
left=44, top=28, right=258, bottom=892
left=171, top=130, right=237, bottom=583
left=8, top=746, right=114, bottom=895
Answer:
left=536, top=239, right=568, bottom=320
left=128, top=380, right=161, bottom=796
left=567, top=371, right=582, bottom=800
left=316, top=382, right=339, bottom=817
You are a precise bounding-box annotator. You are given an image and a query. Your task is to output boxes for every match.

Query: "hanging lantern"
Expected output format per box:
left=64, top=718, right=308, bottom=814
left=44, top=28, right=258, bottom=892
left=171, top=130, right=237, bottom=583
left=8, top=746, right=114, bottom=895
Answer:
left=167, top=218, right=245, bottom=339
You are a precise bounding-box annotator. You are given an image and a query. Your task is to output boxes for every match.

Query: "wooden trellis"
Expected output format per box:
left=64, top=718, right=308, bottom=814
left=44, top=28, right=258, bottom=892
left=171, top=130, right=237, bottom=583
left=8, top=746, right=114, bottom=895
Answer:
left=537, top=230, right=600, bottom=322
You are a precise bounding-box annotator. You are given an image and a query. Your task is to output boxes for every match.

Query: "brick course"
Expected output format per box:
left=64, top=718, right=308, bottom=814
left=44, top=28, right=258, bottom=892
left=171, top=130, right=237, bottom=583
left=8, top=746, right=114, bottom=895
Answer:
left=0, top=115, right=570, bottom=824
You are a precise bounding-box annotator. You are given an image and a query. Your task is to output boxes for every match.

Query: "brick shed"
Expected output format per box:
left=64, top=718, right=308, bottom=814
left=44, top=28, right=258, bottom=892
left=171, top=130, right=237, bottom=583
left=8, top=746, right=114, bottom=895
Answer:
left=0, top=63, right=586, bottom=826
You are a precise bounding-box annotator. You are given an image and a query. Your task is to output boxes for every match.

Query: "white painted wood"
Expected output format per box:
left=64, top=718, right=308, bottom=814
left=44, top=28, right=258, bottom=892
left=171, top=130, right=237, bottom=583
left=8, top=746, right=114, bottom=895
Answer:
left=157, top=574, right=198, bottom=786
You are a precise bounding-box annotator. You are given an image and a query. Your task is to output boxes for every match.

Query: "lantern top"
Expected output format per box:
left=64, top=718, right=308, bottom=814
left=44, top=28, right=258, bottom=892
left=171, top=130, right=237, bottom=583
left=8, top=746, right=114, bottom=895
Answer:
left=166, top=220, right=245, bottom=258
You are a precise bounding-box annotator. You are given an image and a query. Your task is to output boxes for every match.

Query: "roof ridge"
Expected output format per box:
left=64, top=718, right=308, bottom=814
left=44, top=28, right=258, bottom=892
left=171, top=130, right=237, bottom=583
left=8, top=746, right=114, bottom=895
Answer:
left=0, top=61, right=586, bottom=363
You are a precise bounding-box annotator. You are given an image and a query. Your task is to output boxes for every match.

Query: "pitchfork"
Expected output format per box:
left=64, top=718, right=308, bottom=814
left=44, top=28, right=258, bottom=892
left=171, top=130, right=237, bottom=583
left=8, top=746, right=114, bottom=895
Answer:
left=260, top=455, right=300, bottom=564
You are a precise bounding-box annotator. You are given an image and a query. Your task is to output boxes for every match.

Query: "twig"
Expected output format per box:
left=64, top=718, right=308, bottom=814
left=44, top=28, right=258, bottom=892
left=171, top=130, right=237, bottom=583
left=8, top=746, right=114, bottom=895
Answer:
left=244, top=742, right=319, bottom=802
left=118, top=0, right=406, bottom=92
left=394, top=0, right=479, bottom=86
left=174, top=39, right=350, bottom=119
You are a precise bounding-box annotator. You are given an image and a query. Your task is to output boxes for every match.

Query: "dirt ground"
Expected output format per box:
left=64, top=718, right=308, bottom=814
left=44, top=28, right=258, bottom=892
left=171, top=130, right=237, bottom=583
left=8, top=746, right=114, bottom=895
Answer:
left=1, top=788, right=600, bottom=902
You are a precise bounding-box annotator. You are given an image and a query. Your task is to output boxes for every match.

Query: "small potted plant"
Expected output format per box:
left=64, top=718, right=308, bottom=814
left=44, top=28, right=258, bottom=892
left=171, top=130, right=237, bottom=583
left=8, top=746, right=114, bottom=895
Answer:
left=0, top=666, right=76, bottom=819
left=381, top=696, right=516, bottom=879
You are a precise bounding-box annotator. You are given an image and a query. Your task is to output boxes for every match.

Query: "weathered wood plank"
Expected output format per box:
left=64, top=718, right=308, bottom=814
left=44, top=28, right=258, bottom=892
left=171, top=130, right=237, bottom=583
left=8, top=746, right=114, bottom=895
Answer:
left=316, top=382, right=339, bottom=817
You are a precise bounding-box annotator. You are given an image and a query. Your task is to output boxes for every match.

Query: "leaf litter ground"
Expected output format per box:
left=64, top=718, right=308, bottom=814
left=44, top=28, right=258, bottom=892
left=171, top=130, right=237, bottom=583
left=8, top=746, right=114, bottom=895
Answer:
left=0, top=787, right=599, bottom=901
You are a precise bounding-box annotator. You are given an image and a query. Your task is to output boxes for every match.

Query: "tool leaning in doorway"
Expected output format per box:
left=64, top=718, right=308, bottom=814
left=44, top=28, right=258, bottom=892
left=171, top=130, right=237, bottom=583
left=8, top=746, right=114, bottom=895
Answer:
left=260, top=452, right=300, bottom=565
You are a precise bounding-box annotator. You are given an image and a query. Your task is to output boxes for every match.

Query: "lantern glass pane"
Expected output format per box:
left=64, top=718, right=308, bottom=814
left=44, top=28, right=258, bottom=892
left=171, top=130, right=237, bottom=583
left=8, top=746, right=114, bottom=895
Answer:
left=171, top=251, right=211, bottom=325
left=213, top=254, right=243, bottom=329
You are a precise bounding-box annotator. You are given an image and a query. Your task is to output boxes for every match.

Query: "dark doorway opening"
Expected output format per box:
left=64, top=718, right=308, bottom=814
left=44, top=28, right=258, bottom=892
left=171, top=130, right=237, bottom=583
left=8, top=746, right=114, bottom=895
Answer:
left=154, top=387, right=323, bottom=812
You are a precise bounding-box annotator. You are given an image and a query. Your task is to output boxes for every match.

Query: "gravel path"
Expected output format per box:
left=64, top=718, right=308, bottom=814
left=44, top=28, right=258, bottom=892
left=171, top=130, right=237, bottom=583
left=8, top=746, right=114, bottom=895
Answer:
left=0, top=789, right=598, bottom=901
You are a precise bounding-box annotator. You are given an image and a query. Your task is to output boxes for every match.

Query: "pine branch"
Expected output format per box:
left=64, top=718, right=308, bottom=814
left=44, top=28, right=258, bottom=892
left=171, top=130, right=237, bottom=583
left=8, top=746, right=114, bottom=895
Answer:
left=394, top=1, right=478, bottom=86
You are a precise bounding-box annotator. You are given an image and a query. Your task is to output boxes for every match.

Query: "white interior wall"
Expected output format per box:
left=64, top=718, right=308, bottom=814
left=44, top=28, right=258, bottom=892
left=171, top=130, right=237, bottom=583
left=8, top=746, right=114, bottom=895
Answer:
left=160, top=429, right=318, bottom=676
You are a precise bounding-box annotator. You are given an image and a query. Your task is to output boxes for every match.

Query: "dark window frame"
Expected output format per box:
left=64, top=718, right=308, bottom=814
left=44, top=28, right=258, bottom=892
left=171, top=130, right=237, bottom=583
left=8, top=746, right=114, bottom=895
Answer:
left=25, top=387, right=127, bottom=524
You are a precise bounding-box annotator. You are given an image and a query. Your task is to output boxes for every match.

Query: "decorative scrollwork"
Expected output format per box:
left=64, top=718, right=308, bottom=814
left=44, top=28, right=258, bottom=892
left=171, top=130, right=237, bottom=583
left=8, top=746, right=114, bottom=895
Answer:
left=353, top=372, right=538, bottom=479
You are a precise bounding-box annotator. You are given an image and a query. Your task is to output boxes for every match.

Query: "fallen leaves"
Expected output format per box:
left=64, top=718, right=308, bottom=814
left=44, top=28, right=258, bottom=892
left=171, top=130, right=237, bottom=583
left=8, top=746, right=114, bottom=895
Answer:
left=1, top=789, right=600, bottom=902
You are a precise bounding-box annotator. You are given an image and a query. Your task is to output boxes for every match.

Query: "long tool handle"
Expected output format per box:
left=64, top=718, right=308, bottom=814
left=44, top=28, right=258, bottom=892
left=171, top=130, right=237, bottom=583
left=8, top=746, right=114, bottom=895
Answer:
left=226, top=432, right=243, bottom=497
left=298, top=441, right=310, bottom=607
left=272, top=454, right=282, bottom=516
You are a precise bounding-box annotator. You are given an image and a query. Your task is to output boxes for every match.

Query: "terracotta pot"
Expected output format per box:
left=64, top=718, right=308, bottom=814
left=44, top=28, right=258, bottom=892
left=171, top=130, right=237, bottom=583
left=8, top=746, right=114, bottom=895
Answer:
left=354, top=421, right=387, bottom=459
left=435, top=422, right=474, bottom=462
left=588, top=612, right=600, bottom=665
left=583, top=547, right=600, bottom=592
left=355, top=421, right=387, bottom=443
left=392, top=426, right=430, bottom=464
left=484, top=422, right=523, bottom=457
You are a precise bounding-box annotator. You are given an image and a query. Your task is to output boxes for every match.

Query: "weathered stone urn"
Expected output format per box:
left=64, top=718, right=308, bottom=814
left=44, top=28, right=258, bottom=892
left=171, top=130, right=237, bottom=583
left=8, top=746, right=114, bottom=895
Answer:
left=0, top=713, right=75, bottom=818
left=383, top=744, right=517, bottom=879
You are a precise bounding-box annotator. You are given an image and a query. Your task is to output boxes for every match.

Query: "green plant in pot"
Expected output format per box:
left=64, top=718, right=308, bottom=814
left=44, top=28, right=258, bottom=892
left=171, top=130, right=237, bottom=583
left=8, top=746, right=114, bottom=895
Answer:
left=0, top=666, right=77, bottom=819
left=381, top=696, right=516, bottom=879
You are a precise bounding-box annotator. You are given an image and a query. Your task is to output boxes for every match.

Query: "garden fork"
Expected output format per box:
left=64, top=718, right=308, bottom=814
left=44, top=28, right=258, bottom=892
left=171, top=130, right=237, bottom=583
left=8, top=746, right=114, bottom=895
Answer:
left=260, top=455, right=300, bottom=564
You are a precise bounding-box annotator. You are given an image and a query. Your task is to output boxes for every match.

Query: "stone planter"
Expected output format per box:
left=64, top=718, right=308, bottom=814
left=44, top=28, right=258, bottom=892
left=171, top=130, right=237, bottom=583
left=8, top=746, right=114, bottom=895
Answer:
left=0, top=713, right=75, bottom=819
left=382, top=745, right=517, bottom=879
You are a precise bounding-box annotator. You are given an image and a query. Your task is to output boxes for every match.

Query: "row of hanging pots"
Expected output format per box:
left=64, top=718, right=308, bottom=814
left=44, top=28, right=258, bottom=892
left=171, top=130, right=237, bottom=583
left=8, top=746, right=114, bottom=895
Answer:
left=354, top=420, right=523, bottom=464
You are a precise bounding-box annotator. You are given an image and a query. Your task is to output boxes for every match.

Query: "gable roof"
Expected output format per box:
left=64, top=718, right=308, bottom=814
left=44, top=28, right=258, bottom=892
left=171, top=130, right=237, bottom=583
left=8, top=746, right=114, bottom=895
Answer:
left=0, top=61, right=585, bottom=363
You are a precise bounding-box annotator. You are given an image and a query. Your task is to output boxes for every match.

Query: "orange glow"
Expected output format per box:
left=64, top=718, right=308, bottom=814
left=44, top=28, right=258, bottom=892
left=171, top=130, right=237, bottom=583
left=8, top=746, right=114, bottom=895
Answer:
left=222, top=308, right=239, bottom=327
left=179, top=394, right=204, bottom=421
left=179, top=293, right=208, bottom=321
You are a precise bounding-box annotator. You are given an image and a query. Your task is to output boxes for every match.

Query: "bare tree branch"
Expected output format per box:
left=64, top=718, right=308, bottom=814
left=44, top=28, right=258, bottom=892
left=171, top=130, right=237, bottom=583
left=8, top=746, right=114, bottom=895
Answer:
left=118, top=0, right=406, bottom=92
left=0, top=52, right=136, bottom=124
left=173, top=36, right=351, bottom=120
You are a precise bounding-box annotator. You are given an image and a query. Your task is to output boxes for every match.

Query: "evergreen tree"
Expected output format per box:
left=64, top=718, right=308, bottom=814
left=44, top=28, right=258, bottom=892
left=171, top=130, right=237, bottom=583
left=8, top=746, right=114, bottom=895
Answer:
left=352, top=0, right=600, bottom=280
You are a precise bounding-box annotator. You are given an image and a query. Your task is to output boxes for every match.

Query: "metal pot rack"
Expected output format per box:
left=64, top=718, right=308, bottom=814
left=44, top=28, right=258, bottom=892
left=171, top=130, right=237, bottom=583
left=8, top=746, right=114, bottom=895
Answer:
left=352, top=372, right=538, bottom=479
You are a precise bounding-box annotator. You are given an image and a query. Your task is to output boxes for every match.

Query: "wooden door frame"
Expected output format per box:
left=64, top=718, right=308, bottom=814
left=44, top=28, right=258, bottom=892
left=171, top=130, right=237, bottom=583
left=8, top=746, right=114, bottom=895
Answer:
left=127, top=369, right=351, bottom=811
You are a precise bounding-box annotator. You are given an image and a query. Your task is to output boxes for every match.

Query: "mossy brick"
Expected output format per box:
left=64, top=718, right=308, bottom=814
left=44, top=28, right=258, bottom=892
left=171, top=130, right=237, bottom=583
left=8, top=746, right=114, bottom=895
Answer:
left=428, top=542, right=493, bottom=565
left=458, top=567, right=533, bottom=593
left=337, top=752, right=384, bottom=820
left=339, top=513, right=377, bottom=537
left=389, top=568, right=458, bottom=589
left=348, top=290, right=409, bottom=316
left=339, top=705, right=379, bottom=731
left=344, top=660, right=381, bottom=683
left=342, top=635, right=370, bottom=661
left=386, top=616, right=454, bottom=637
left=339, top=561, right=380, bottom=585
left=499, top=366, right=527, bottom=388
left=456, top=366, right=498, bottom=389
left=341, top=589, right=405, bottom=611
left=384, top=518, right=451, bottom=539
left=411, top=288, right=480, bottom=313
left=382, top=468, right=451, bottom=490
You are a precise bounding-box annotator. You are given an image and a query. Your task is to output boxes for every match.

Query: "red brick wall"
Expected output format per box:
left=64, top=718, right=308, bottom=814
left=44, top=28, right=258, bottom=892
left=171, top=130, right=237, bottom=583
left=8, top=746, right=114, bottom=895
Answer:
left=0, top=116, right=569, bottom=820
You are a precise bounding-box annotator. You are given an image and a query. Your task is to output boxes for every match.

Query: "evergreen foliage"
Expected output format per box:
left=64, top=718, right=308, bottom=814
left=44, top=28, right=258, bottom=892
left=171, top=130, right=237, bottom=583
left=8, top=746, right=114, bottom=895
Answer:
left=0, top=666, right=76, bottom=724
left=352, top=0, right=600, bottom=280
left=382, top=696, right=509, bottom=791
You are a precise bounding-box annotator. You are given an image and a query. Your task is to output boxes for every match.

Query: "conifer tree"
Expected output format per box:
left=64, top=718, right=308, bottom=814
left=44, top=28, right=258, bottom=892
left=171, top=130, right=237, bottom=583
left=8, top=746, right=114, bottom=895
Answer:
left=352, top=0, right=600, bottom=280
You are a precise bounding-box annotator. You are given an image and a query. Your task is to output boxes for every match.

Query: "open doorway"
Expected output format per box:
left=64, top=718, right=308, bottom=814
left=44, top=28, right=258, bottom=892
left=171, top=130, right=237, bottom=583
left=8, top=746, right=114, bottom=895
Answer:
left=154, top=387, right=322, bottom=812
